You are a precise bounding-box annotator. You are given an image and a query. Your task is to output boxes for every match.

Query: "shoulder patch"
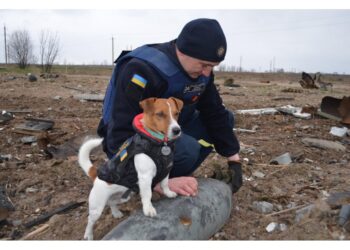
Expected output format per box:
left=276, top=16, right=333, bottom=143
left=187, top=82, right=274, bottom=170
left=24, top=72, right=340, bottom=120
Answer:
left=131, top=74, right=148, bottom=88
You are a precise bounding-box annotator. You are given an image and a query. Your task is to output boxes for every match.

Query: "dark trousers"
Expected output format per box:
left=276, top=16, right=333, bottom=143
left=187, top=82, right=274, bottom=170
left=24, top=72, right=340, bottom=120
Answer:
left=170, top=111, right=234, bottom=177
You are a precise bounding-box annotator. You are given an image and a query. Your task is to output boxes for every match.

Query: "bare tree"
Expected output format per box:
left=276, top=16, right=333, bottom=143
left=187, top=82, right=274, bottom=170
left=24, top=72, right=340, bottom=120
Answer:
left=8, top=29, right=35, bottom=69
left=39, top=30, right=60, bottom=73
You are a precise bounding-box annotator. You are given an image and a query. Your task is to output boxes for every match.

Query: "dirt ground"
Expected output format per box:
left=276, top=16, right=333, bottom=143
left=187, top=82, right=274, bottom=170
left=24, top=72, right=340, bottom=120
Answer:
left=0, top=68, right=349, bottom=240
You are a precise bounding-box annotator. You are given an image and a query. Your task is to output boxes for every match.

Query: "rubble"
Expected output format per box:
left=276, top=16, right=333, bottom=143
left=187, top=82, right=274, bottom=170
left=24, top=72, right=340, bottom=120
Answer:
left=253, top=201, right=274, bottom=214
left=302, top=138, right=346, bottom=151
left=330, top=126, right=349, bottom=137
left=270, top=152, right=292, bottom=165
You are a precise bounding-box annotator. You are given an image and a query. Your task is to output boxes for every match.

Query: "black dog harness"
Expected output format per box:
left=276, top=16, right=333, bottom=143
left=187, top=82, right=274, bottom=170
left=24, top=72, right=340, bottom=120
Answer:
left=97, top=113, right=177, bottom=193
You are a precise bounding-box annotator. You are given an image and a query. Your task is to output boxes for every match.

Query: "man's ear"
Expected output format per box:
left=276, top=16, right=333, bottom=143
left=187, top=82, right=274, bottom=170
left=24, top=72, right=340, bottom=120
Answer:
left=169, top=97, right=184, bottom=112
left=139, top=97, right=157, bottom=113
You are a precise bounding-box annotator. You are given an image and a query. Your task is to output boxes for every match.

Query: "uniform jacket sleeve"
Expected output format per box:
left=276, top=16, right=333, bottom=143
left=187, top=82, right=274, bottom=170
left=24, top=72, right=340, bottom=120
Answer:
left=196, top=75, right=240, bottom=157
left=104, top=58, right=167, bottom=158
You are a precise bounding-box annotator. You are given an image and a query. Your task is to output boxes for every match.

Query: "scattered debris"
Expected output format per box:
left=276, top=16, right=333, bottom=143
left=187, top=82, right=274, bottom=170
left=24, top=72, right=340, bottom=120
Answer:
left=0, top=154, right=12, bottom=162
left=338, top=204, right=350, bottom=227
left=301, top=105, right=318, bottom=115
left=252, top=171, right=265, bottom=178
left=266, top=222, right=279, bottom=233
left=21, top=224, right=49, bottom=240
left=277, top=105, right=311, bottom=119
left=23, top=200, right=85, bottom=229
left=27, top=73, right=37, bottom=82
left=0, top=110, right=14, bottom=124
left=236, top=108, right=278, bottom=115
left=295, top=204, right=315, bottom=223
left=327, top=191, right=350, bottom=208
left=315, top=72, right=333, bottom=91
left=302, top=138, right=346, bottom=152
left=272, top=96, right=295, bottom=101
left=223, top=78, right=240, bottom=87
left=15, top=117, right=54, bottom=132
left=299, top=72, right=319, bottom=89
left=0, top=186, right=15, bottom=222
left=318, top=96, right=350, bottom=125
left=40, top=73, right=59, bottom=79
left=73, top=94, right=104, bottom=102
left=3, top=109, right=32, bottom=114
left=233, top=127, right=257, bottom=133
left=270, top=152, right=292, bottom=165
left=20, top=136, right=37, bottom=144
left=281, top=88, right=303, bottom=93
left=253, top=201, right=274, bottom=214
left=53, top=96, right=62, bottom=100
left=330, top=127, right=349, bottom=137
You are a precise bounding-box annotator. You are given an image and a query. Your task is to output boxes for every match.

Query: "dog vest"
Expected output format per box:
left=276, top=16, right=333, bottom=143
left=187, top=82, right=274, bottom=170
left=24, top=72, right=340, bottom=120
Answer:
left=97, top=113, right=176, bottom=192
left=101, top=44, right=211, bottom=125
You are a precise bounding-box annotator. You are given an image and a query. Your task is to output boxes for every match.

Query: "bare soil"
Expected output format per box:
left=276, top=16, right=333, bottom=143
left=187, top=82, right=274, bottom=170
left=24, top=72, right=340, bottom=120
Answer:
left=0, top=69, right=349, bottom=240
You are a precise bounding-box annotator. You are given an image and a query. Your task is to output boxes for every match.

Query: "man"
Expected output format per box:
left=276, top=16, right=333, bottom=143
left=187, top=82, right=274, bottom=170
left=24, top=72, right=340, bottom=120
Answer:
left=97, top=18, right=242, bottom=197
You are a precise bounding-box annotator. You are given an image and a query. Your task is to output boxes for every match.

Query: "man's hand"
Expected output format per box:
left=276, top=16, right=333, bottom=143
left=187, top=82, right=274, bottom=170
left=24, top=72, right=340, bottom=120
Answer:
left=154, top=177, right=198, bottom=197
left=228, top=161, right=243, bottom=193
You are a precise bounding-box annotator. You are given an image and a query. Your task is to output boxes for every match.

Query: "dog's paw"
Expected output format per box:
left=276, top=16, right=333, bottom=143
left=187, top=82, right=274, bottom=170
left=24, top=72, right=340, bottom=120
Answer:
left=143, top=204, right=157, bottom=217
left=84, top=232, right=93, bottom=241
left=164, top=190, right=177, bottom=198
left=110, top=205, right=124, bottom=218
left=111, top=209, right=124, bottom=219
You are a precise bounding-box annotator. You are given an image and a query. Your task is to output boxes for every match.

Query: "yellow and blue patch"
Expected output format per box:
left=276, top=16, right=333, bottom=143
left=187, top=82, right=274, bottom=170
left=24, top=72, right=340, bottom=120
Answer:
left=119, top=149, right=128, bottom=162
left=131, top=74, right=148, bottom=88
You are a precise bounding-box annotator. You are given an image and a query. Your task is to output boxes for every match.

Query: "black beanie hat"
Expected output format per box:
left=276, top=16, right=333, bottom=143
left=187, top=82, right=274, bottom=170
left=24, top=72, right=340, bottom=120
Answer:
left=176, top=18, right=227, bottom=63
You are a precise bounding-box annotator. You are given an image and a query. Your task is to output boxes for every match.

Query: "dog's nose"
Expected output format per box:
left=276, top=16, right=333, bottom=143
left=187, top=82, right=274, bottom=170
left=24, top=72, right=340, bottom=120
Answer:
left=172, top=127, right=181, bottom=136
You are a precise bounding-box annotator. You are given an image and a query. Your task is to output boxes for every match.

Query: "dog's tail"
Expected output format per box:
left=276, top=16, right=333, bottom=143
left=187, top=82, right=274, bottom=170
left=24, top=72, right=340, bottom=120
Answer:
left=78, top=138, right=103, bottom=181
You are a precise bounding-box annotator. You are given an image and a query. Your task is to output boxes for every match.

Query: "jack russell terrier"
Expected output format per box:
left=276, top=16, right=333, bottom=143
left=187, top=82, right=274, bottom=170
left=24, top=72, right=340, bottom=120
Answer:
left=78, top=97, right=183, bottom=240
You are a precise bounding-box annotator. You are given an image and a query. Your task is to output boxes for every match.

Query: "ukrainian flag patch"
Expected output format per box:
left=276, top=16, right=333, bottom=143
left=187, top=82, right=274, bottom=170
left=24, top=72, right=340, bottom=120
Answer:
left=131, top=74, right=147, bottom=88
left=119, top=149, right=128, bottom=162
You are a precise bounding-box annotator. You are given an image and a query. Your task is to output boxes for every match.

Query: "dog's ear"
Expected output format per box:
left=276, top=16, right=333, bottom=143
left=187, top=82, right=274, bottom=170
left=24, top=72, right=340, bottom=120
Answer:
left=139, top=98, right=157, bottom=113
left=169, top=97, right=184, bottom=112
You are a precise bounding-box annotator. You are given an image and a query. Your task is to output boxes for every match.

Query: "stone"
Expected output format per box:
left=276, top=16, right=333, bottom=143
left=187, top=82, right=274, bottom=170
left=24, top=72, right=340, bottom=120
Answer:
left=253, top=201, right=274, bottom=214
left=295, top=204, right=315, bottom=223
left=266, top=222, right=278, bottom=233
left=302, top=138, right=346, bottom=152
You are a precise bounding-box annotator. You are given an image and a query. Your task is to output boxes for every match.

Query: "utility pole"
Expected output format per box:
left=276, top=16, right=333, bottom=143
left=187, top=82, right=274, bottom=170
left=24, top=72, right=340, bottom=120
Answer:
left=239, top=56, right=242, bottom=72
left=111, top=36, right=115, bottom=65
left=4, top=25, right=8, bottom=64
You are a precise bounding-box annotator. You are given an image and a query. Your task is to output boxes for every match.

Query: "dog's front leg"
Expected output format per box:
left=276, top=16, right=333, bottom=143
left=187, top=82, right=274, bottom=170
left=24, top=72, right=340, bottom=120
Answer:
left=160, top=174, right=177, bottom=198
left=134, top=153, right=157, bottom=217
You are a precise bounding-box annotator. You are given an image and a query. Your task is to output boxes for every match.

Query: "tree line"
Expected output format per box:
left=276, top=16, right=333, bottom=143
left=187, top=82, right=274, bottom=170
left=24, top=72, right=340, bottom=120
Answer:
left=6, top=28, right=60, bottom=73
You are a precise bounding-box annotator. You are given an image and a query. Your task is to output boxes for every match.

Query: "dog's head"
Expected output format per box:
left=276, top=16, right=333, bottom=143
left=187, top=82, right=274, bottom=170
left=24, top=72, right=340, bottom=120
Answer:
left=140, top=97, right=184, bottom=139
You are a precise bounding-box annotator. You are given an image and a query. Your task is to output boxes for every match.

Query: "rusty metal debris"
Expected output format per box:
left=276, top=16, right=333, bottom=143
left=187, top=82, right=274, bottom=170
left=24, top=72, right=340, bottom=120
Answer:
left=315, top=72, right=333, bottom=91
left=317, top=96, right=350, bottom=125
left=15, top=117, right=54, bottom=132
left=0, top=111, right=14, bottom=124
left=299, top=72, right=319, bottom=89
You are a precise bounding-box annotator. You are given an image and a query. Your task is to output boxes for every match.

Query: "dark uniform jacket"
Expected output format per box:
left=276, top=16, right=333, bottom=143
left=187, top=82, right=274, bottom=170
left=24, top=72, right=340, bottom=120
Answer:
left=97, top=40, right=240, bottom=159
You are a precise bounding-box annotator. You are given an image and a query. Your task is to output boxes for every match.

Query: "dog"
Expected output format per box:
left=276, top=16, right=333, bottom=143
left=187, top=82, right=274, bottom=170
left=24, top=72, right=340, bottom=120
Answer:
left=78, top=97, right=183, bottom=240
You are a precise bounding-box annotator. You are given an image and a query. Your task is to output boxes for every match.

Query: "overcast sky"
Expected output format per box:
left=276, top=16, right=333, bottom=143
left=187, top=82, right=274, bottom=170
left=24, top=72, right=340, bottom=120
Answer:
left=1, top=7, right=350, bottom=74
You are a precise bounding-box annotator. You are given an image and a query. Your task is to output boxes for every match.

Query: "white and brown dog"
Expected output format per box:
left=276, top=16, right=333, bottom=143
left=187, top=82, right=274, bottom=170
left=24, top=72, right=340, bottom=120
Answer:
left=78, top=97, right=183, bottom=240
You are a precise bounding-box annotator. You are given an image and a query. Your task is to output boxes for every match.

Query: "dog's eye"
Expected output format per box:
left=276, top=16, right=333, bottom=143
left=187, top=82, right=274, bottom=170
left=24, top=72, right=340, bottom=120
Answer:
left=155, top=112, right=165, bottom=118
left=174, top=112, right=180, bottom=117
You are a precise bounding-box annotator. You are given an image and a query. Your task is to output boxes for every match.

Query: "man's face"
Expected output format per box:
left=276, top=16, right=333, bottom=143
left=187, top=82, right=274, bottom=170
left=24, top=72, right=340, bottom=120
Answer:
left=176, top=49, right=219, bottom=78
